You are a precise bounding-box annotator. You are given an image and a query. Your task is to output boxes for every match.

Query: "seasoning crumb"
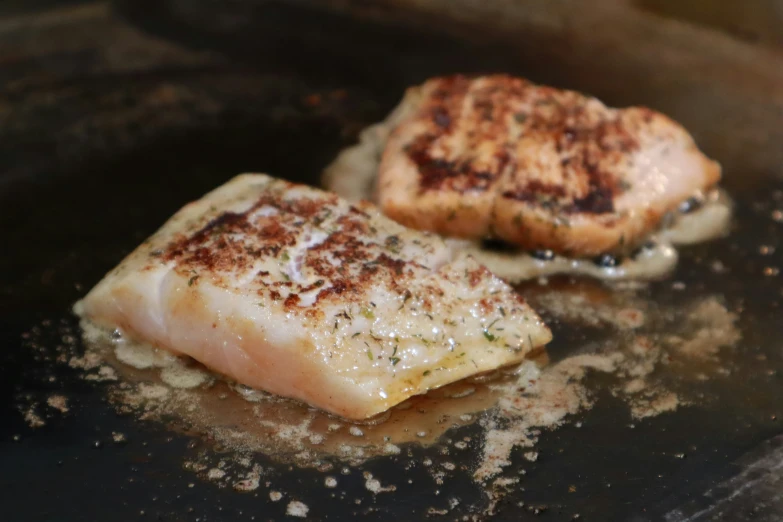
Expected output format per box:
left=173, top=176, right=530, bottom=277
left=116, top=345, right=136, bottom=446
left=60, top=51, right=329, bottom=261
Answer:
left=383, top=443, right=401, bottom=455
left=23, top=407, right=45, bottom=429
left=710, top=260, right=727, bottom=273
left=55, top=286, right=741, bottom=517
left=631, top=392, right=680, bottom=420
left=286, top=500, right=309, bottom=518
left=233, top=465, right=261, bottom=492
left=207, top=468, right=225, bottom=480
left=46, top=395, right=69, bottom=413
left=493, top=477, right=519, bottom=488
left=160, top=364, right=209, bottom=389
left=616, top=308, right=645, bottom=329
left=364, top=472, right=396, bottom=493
left=84, top=365, right=117, bottom=381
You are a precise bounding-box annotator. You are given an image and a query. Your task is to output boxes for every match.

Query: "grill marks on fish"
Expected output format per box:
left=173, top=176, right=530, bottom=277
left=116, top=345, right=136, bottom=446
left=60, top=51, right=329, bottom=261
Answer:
left=402, top=76, right=638, bottom=214
left=378, top=75, right=721, bottom=256
left=408, top=75, right=513, bottom=194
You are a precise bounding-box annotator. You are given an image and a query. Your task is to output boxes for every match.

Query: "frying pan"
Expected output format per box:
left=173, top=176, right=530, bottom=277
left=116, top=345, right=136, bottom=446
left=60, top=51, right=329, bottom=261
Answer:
left=1, top=1, right=782, bottom=520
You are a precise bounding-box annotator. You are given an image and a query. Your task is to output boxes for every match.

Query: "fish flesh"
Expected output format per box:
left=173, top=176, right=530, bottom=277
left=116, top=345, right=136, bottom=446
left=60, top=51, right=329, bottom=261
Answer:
left=376, top=75, right=721, bottom=256
left=78, top=174, right=551, bottom=419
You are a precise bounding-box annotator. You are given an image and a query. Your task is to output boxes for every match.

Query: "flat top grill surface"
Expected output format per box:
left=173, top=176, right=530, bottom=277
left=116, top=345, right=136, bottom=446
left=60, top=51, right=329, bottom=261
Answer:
left=1, top=1, right=782, bottom=521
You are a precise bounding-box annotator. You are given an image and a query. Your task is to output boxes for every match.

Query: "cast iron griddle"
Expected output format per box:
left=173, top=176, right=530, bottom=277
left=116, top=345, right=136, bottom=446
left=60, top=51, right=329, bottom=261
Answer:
left=1, top=1, right=782, bottom=520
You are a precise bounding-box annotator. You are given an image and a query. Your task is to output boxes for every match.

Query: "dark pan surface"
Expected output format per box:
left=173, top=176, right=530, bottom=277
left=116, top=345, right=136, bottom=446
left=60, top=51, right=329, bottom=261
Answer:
left=1, top=1, right=782, bottom=520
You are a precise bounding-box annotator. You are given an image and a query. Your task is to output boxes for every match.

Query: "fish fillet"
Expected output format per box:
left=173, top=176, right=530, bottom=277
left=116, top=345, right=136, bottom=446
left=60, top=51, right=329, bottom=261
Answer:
left=377, top=75, right=721, bottom=256
left=78, top=174, right=551, bottom=419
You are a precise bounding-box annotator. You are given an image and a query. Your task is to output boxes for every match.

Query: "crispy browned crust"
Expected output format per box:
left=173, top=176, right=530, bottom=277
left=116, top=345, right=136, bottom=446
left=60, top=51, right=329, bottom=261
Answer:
left=378, top=74, right=721, bottom=256
left=160, top=180, right=529, bottom=323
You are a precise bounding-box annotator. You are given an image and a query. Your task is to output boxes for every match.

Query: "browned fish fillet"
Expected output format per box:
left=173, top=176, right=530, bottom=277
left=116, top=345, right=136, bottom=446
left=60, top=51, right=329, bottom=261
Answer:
left=377, top=75, right=721, bottom=256
left=77, top=174, right=552, bottom=420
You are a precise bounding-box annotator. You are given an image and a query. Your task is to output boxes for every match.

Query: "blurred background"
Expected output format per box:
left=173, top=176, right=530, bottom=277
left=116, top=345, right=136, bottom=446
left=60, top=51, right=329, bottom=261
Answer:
left=1, top=0, right=782, bottom=191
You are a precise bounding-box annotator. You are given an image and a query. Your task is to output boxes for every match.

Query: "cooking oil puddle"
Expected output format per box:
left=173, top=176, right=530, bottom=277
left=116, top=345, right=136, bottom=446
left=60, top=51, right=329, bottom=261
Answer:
left=20, top=279, right=743, bottom=517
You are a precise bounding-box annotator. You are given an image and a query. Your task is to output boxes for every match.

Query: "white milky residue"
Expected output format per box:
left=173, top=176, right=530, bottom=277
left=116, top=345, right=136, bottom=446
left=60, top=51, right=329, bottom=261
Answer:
left=138, top=383, right=169, bottom=400
left=57, top=283, right=741, bottom=520
left=115, top=342, right=175, bottom=369
left=233, top=466, right=261, bottom=492
left=475, top=352, right=623, bottom=482
left=286, top=500, right=309, bottom=518
left=207, top=468, right=225, bottom=480
left=383, top=443, right=401, bottom=455
left=364, top=472, right=396, bottom=494
left=84, top=365, right=117, bottom=382
left=46, top=395, right=69, bottom=413
left=23, top=407, right=45, bottom=429
left=159, top=363, right=210, bottom=389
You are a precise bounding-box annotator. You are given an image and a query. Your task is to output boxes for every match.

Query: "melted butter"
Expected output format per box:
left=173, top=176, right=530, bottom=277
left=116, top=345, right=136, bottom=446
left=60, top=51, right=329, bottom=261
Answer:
left=77, top=317, right=514, bottom=461
left=456, top=189, right=731, bottom=283
left=70, top=280, right=742, bottom=482
left=449, top=239, right=678, bottom=283
left=661, top=189, right=732, bottom=245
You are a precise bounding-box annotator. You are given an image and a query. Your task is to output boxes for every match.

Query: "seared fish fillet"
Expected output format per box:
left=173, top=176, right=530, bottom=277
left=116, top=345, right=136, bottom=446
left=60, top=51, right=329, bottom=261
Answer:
left=79, top=174, right=551, bottom=419
left=378, top=75, right=721, bottom=256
